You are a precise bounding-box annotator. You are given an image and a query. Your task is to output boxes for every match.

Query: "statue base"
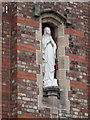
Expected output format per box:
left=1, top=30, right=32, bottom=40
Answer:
left=43, top=86, right=60, bottom=99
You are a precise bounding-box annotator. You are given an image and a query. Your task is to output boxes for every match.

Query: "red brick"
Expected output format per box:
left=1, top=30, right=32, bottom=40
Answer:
left=64, top=28, right=84, bottom=37
left=66, top=53, right=87, bottom=63
left=70, top=80, right=87, bottom=89
left=14, top=16, right=39, bottom=28
left=12, top=43, right=40, bottom=53
left=16, top=71, right=36, bottom=81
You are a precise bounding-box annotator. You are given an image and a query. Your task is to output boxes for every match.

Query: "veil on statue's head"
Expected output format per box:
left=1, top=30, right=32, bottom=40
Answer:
left=44, top=27, right=51, bottom=36
left=42, top=27, right=52, bottom=48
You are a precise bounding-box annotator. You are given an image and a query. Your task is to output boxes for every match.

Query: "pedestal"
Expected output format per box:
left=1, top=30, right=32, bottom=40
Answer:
left=43, top=86, right=70, bottom=119
left=43, top=86, right=60, bottom=99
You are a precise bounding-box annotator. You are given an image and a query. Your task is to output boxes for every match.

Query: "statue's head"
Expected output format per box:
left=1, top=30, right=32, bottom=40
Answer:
left=44, top=27, right=51, bottom=35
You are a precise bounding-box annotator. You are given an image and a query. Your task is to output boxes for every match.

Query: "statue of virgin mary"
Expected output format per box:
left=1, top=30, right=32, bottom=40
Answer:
left=42, top=27, right=58, bottom=88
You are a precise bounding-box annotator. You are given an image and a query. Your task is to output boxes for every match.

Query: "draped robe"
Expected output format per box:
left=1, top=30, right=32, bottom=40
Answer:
left=42, top=28, right=58, bottom=88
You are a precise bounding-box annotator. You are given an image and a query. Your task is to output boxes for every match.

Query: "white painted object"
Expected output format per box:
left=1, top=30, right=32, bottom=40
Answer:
left=42, top=27, right=58, bottom=88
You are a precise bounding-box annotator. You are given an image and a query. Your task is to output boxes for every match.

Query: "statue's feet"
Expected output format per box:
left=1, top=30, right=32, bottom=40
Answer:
left=44, top=79, right=58, bottom=88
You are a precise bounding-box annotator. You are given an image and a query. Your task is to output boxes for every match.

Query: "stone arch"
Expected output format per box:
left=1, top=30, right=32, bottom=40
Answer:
left=41, top=13, right=63, bottom=26
left=36, top=9, right=70, bottom=118
left=40, top=9, right=66, bottom=23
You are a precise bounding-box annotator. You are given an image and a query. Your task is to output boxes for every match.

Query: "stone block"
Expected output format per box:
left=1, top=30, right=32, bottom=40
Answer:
left=72, top=108, right=80, bottom=112
left=60, top=93, right=66, bottom=109
left=36, top=30, right=42, bottom=41
left=65, top=100, right=70, bottom=112
left=60, top=89, right=70, bottom=111
left=37, top=74, right=43, bottom=86
left=58, top=35, right=69, bottom=47
left=58, top=56, right=64, bottom=69
left=51, top=107, right=58, bottom=114
left=84, top=113, right=88, bottom=117
left=57, top=46, right=65, bottom=56
left=17, top=111, right=22, bottom=115
left=58, top=56, right=69, bottom=70
left=36, top=50, right=42, bottom=65
left=64, top=56, right=70, bottom=70
left=38, top=95, right=43, bottom=107
left=22, top=97, right=30, bottom=101
left=56, top=69, right=66, bottom=80
left=58, top=24, right=64, bottom=36
left=59, top=79, right=70, bottom=90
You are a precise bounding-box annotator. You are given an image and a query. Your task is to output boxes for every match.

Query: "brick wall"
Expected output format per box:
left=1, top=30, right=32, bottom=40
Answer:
left=10, top=2, right=17, bottom=118
left=88, top=2, right=90, bottom=118
left=0, top=2, right=2, bottom=119
left=15, top=2, right=39, bottom=118
left=2, top=2, right=12, bottom=118
left=2, top=2, right=18, bottom=118
left=2, top=2, right=89, bottom=119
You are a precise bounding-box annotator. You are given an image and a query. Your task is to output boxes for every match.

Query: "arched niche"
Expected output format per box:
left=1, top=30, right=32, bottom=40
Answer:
left=40, top=11, right=65, bottom=80
left=36, top=9, right=70, bottom=116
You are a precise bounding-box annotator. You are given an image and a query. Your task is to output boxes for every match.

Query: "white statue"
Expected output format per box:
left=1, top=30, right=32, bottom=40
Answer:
left=42, top=27, right=58, bottom=88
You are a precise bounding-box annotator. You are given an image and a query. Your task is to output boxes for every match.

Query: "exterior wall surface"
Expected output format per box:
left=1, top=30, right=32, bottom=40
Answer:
left=88, top=2, right=90, bottom=118
left=1, top=2, right=89, bottom=119
left=2, top=2, right=11, bottom=118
